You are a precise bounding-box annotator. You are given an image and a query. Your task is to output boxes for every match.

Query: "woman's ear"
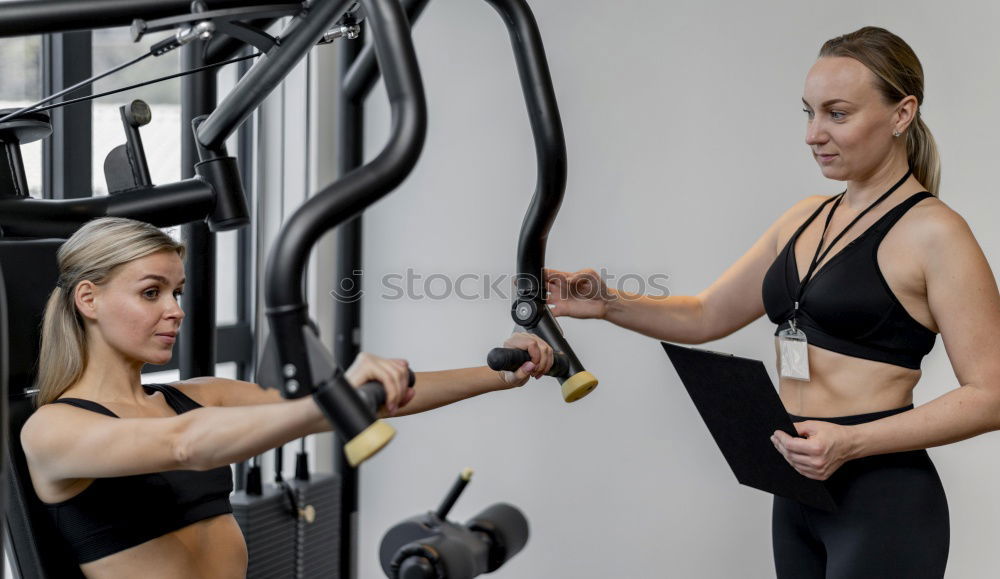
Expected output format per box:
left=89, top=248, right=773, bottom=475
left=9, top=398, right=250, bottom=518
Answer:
left=894, top=95, right=919, bottom=135
left=74, top=281, right=99, bottom=321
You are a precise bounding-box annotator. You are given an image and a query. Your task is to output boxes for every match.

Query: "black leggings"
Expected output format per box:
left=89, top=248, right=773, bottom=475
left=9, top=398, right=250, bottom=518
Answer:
left=772, top=405, right=949, bottom=579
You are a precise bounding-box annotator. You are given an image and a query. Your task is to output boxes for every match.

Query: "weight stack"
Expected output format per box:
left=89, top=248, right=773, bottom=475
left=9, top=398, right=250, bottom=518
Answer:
left=232, top=483, right=297, bottom=578
left=290, top=473, right=341, bottom=579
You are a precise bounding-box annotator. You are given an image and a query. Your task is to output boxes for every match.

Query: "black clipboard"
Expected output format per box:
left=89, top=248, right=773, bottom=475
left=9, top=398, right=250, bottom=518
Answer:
left=661, top=342, right=836, bottom=511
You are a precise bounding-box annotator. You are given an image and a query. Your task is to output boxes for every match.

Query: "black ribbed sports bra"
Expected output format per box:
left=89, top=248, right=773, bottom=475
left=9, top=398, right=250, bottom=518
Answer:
left=46, top=383, right=233, bottom=563
left=761, top=191, right=937, bottom=369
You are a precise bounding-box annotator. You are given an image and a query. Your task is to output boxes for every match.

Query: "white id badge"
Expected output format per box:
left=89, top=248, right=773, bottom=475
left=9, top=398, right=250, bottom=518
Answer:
left=778, top=326, right=810, bottom=381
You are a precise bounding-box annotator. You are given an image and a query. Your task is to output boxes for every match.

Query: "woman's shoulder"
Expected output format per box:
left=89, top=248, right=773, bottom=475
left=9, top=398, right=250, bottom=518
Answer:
left=165, top=377, right=233, bottom=407
left=21, top=401, right=112, bottom=460
left=168, top=377, right=283, bottom=408
left=897, top=193, right=972, bottom=251
left=789, top=194, right=834, bottom=217
left=771, top=194, right=834, bottom=237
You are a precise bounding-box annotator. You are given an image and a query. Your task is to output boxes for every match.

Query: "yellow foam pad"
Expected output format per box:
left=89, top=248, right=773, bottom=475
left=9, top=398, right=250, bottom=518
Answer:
left=561, top=371, right=599, bottom=403
left=344, top=420, right=396, bottom=467
left=299, top=505, right=317, bottom=524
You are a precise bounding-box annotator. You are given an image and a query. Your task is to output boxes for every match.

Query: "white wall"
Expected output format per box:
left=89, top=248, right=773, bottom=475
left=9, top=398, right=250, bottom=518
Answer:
left=347, top=1, right=1000, bottom=578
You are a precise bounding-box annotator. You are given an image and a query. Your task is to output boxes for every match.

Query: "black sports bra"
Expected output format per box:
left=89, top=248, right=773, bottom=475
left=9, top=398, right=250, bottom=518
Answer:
left=46, top=383, right=233, bottom=564
left=761, top=191, right=937, bottom=369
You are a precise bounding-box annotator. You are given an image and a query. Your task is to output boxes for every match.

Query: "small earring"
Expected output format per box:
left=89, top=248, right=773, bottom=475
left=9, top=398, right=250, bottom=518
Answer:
left=892, top=130, right=903, bottom=138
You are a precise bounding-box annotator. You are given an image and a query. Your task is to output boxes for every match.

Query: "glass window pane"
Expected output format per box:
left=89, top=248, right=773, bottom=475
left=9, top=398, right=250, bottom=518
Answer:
left=0, top=36, right=43, bottom=197
left=92, top=28, right=180, bottom=196
left=141, top=364, right=238, bottom=381
left=215, top=362, right=238, bottom=380
left=142, top=368, right=181, bottom=383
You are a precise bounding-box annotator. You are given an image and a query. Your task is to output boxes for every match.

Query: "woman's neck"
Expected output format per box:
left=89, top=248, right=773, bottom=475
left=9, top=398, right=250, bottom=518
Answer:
left=843, top=154, right=912, bottom=211
left=67, top=342, right=147, bottom=404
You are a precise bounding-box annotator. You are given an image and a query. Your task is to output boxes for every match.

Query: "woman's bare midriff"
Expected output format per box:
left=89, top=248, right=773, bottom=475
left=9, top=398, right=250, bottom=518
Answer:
left=773, top=190, right=939, bottom=418
left=78, top=514, right=247, bottom=579
left=774, top=338, right=920, bottom=417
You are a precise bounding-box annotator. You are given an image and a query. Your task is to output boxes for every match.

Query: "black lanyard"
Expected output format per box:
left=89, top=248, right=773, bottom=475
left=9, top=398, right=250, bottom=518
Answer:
left=791, top=168, right=912, bottom=323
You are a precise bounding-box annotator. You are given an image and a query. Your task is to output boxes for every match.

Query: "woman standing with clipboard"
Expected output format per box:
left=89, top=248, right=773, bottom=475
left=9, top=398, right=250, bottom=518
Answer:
left=546, top=27, right=999, bottom=578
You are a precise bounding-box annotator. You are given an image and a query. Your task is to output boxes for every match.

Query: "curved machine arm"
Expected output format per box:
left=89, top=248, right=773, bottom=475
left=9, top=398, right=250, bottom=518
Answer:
left=339, top=0, right=598, bottom=403
left=483, top=0, right=598, bottom=403
left=260, top=0, right=427, bottom=467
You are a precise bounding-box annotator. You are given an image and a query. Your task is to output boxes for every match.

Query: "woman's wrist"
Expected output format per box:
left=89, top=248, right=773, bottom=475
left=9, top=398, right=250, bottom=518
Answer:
left=843, top=423, right=870, bottom=461
left=490, top=366, right=519, bottom=391
left=602, top=288, right=624, bottom=321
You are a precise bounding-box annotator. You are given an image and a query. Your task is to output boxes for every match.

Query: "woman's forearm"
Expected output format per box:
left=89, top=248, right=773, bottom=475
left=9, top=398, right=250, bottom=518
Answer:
left=848, top=383, right=1000, bottom=459
left=176, top=397, right=330, bottom=470
left=603, top=290, right=707, bottom=343
left=392, top=367, right=508, bottom=417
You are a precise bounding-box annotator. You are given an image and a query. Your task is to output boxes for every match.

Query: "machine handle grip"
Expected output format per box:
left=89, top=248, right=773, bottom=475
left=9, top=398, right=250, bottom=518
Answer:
left=356, top=368, right=416, bottom=415
left=486, top=347, right=569, bottom=378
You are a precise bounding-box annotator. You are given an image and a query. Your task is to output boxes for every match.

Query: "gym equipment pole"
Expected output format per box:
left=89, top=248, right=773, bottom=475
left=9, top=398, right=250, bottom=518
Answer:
left=333, top=3, right=429, bottom=577
left=178, top=12, right=267, bottom=381
left=0, top=265, right=8, bottom=578
left=180, top=39, right=218, bottom=379
left=333, top=26, right=365, bottom=579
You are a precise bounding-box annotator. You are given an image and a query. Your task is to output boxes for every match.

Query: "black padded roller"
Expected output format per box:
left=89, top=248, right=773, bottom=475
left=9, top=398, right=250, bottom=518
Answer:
left=466, top=503, right=530, bottom=573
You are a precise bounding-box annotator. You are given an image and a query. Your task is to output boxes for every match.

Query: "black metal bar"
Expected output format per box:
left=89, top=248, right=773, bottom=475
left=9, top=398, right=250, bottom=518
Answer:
left=235, top=52, right=256, bottom=382
left=179, top=40, right=217, bottom=379
left=0, top=260, right=8, bottom=579
left=0, top=179, right=215, bottom=237
left=333, top=23, right=365, bottom=579
left=205, top=18, right=280, bottom=64
left=481, top=0, right=567, bottom=288
left=232, top=50, right=255, bottom=493
left=197, top=0, right=354, bottom=152
left=342, top=0, right=565, bottom=293
left=266, top=0, right=425, bottom=314
left=342, top=0, right=429, bottom=102
left=42, top=31, right=93, bottom=200
left=344, top=0, right=566, bottom=303
left=435, top=470, right=472, bottom=521
left=0, top=0, right=301, bottom=37
left=2, top=142, right=29, bottom=199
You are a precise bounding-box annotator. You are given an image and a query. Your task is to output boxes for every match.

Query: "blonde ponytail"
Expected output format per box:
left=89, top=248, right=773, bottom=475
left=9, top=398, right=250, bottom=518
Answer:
left=908, top=116, right=941, bottom=197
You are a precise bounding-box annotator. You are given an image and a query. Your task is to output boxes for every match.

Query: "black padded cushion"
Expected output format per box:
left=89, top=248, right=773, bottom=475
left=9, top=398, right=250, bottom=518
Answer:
left=0, top=239, right=85, bottom=578
left=0, top=239, right=62, bottom=391
left=0, top=109, right=52, bottom=146
left=7, top=394, right=85, bottom=578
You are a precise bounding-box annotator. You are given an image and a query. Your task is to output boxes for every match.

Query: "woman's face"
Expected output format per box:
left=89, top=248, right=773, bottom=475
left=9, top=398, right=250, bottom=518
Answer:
left=77, top=250, right=185, bottom=366
left=802, top=56, right=901, bottom=182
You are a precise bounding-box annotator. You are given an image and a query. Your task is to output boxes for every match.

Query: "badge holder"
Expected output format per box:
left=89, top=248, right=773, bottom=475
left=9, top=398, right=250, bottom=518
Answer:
left=778, top=316, right=810, bottom=381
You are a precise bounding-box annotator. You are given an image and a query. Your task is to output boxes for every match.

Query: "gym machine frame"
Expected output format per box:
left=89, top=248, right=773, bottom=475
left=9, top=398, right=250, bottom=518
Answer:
left=0, top=2, right=426, bottom=578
